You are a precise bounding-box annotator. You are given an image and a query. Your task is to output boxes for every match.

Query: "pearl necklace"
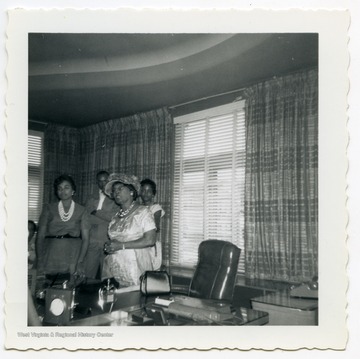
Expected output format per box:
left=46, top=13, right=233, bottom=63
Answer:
left=58, top=200, right=75, bottom=222
left=116, top=201, right=136, bottom=218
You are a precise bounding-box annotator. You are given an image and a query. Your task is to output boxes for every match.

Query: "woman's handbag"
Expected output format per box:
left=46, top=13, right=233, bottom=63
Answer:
left=140, top=270, right=171, bottom=296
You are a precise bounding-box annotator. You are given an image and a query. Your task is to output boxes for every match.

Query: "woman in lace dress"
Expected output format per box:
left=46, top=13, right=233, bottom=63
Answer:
left=140, top=178, right=165, bottom=270
left=102, top=173, right=156, bottom=287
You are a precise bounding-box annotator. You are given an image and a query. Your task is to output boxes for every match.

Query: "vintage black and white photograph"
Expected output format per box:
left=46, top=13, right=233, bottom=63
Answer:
left=5, top=9, right=348, bottom=351
left=27, top=31, right=319, bottom=328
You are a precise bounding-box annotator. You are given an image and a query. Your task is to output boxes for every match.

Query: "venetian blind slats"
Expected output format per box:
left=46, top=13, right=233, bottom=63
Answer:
left=28, top=131, right=44, bottom=223
left=172, top=102, right=246, bottom=272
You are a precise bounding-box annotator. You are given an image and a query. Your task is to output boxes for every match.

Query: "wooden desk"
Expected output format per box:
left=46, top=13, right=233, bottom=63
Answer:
left=35, top=282, right=269, bottom=326
left=251, top=290, right=318, bottom=325
left=70, top=299, right=269, bottom=326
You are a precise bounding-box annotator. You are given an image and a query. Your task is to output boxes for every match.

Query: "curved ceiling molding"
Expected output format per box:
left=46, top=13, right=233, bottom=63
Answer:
left=28, top=33, right=318, bottom=126
left=29, top=34, right=273, bottom=91
left=29, top=34, right=236, bottom=76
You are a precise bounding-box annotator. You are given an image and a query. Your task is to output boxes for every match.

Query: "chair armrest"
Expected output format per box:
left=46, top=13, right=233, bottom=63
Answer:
left=170, top=284, right=190, bottom=296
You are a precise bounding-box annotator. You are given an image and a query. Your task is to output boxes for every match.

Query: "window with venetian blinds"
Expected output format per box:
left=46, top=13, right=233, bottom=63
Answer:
left=172, top=101, right=246, bottom=273
left=28, top=130, right=44, bottom=223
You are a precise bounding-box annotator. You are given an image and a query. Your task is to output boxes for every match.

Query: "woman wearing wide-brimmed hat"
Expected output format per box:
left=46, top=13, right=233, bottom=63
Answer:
left=102, top=173, right=156, bottom=287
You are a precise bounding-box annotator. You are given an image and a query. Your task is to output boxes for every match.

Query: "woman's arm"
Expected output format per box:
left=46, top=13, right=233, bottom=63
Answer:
left=75, top=212, right=90, bottom=274
left=77, top=227, right=89, bottom=264
left=153, top=210, right=162, bottom=232
left=104, top=229, right=156, bottom=253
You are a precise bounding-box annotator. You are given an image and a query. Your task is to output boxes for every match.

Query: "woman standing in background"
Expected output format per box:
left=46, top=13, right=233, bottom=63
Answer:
left=36, top=174, right=90, bottom=277
left=140, top=178, right=165, bottom=270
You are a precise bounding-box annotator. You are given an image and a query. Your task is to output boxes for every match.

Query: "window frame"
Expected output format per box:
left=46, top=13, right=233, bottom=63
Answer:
left=28, top=130, right=44, bottom=223
left=171, top=101, right=246, bottom=273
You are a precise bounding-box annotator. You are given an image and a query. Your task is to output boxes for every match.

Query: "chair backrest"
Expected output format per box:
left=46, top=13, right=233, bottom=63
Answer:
left=188, top=240, right=241, bottom=302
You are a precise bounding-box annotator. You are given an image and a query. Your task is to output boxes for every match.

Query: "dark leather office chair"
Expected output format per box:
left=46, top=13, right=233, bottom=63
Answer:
left=173, top=240, right=241, bottom=302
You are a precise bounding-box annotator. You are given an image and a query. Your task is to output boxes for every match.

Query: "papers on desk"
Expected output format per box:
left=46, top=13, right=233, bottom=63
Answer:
left=153, top=295, right=233, bottom=323
left=154, top=297, right=174, bottom=307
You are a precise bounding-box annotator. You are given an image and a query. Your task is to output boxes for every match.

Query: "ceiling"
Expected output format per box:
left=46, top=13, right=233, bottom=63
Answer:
left=28, top=33, right=318, bottom=128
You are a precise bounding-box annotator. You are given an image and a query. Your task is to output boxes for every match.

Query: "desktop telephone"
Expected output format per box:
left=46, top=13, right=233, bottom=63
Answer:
left=290, top=277, right=318, bottom=299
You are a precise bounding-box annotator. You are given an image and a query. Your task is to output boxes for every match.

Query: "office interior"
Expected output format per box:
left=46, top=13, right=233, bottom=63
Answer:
left=28, top=33, right=319, bottom=326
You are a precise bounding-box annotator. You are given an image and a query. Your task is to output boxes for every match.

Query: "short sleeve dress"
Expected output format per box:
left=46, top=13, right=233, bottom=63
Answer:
left=102, top=205, right=156, bottom=287
left=147, top=203, right=165, bottom=270
left=38, top=202, right=90, bottom=274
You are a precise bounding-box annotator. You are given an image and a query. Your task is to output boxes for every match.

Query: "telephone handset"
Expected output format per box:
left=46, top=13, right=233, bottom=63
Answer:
left=290, top=276, right=318, bottom=299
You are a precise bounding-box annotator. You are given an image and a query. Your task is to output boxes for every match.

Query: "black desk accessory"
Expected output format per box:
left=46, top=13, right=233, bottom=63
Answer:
left=44, top=280, right=75, bottom=325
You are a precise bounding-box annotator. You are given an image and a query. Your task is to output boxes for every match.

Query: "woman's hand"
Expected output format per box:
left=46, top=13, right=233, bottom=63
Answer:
left=103, top=240, right=121, bottom=254
left=74, top=261, right=85, bottom=277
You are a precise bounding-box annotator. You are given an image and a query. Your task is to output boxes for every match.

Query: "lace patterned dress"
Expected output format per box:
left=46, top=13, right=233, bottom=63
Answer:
left=146, top=203, right=165, bottom=270
left=102, top=205, right=156, bottom=287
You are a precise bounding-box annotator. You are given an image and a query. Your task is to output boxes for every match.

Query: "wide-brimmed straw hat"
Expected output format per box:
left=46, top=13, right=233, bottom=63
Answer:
left=104, top=173, right=141, bottom=197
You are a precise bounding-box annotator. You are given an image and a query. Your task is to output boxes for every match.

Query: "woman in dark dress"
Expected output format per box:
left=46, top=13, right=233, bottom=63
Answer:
left=36, top=174, right=90, bottom=277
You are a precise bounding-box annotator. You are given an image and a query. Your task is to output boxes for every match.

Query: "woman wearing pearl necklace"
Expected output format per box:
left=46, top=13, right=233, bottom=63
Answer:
left=102, top=173, right=156, bottom=288
left=36, top=174, right=90, bottom=278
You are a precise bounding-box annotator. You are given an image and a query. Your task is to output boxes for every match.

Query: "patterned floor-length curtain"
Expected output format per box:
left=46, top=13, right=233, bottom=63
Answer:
left=243, top=68, right=318, bottom=282
left=77, top=108, right=174, bottom=267
left=43, top=124, right=80, bottom=205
